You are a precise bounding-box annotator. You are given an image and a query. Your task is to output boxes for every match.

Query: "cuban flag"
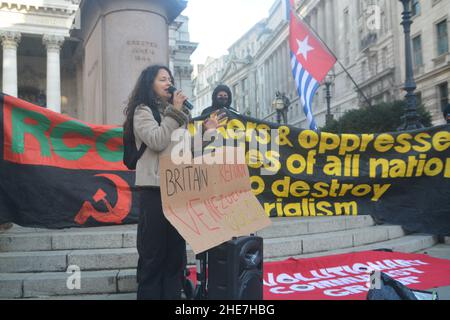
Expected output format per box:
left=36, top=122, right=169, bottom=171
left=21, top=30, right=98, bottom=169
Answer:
left=288, top=0, right=336, bottom=130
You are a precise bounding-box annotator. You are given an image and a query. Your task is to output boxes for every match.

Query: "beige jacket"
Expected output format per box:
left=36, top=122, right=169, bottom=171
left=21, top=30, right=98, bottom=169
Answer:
left=133, top=103, right=190, bottom=187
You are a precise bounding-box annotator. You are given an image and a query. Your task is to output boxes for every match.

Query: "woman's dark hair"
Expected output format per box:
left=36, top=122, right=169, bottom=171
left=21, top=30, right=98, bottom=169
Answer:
left=123, top=65, right=174, bottom=135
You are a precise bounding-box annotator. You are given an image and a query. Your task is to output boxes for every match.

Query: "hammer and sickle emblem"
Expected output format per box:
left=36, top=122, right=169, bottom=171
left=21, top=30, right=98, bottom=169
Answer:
left=74, top=174, right=132, bottom=225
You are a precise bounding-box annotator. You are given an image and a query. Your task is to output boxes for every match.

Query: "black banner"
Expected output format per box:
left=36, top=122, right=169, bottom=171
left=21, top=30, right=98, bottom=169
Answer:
left=209, top=112, right=450, bottom=236
left=1, top=94, right=449, bottom=235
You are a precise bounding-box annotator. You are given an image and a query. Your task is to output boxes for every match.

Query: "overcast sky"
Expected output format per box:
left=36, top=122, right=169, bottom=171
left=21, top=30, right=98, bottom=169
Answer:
left=182, top=0, right=276, bottom=66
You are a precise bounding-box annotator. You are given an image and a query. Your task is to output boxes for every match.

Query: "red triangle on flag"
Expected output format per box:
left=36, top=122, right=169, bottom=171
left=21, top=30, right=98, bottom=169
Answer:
left=289, top=12, right=336, bottom=82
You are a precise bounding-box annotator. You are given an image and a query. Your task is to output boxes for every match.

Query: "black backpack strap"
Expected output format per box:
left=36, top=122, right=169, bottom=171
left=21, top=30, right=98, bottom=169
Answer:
left=136, top=142, right=147, bottom=159
left=151, top=105, right=162, bottom=125
left=132, top=104, right=162, bottom=157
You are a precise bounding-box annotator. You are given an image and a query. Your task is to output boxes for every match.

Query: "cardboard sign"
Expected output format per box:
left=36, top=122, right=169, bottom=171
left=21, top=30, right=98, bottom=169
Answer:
left=160, top=146, right=272, bottom=254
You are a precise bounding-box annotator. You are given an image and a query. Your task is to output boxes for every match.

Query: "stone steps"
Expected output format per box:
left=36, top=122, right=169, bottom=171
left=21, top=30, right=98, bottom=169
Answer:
left=0, top=224, right=403, bottom=273
left=269, top=234, right=438, bottom=260
left=264, top=225, right=405, bottom=258
left=0, top=227, right=137, bottom=252
left=17, top=293, right=137, bottom=300
left=0, top=216, right=373, bottom=252
left=0, top=215, right=440, bottom=299
left=256, top=215, right=374, bottom=239
left=0, top=234, right=437, bottom=299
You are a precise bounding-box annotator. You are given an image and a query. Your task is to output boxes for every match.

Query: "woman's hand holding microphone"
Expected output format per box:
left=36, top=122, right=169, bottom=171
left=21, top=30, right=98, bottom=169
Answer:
left=172, top=89, right=188, bottom=111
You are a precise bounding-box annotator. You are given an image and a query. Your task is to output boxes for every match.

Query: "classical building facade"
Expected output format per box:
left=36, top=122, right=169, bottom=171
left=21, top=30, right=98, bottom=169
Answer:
left=0, top=0, right=80, bottom=114
left=192, top=0, right=449, bottom=127
left=191, top=55, right=228, bottom=117
left=303, top=0, right=449, bottom=126
left=314, top=0, right=403, bottom=126
left=0, top=0, right=196, bottom=125
left=193, top=0, right=297, bottom=122
left=407, top=0, right=449, bottom=124
left=169, top=14, right=198, bottom=102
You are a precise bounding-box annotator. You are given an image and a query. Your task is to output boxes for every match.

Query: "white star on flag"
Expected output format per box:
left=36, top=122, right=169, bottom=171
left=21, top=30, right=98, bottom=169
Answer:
left=296, top=36, right=314, bottom=60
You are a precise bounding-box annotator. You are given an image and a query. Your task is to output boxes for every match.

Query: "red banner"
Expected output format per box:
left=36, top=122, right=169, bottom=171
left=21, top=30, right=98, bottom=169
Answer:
left=188, top=250, right=450, bottom=300
left=262, top=251, right=450, bottom=300
left=2, top=95, right=126, bottom=171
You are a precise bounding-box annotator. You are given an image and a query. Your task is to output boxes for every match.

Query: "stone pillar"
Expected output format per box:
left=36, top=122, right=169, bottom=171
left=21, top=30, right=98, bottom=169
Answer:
left=311, top=9, right=317, bottom=32
left=43, top=35, right=65, bottom=113
left=322, top=0, right=328, bottom=43
left=1, top=31, right=21, bottom=97
left=80, top=0, right=187, bottom=125
left=325, top=0, right=335, bottom=51
left=317, top=1, right=324, bottom=39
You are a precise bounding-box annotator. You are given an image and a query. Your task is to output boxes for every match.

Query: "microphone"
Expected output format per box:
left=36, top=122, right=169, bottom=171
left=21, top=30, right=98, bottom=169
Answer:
left=168, top=86, right=194, bottom=110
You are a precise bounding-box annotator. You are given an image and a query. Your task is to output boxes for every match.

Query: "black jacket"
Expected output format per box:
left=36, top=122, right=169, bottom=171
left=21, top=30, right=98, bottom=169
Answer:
left=201, top=85, right=233, bottom=117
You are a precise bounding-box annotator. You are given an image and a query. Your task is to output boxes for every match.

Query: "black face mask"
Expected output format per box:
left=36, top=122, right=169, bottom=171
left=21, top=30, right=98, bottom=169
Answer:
left=216, top=97, right=228, bottom=107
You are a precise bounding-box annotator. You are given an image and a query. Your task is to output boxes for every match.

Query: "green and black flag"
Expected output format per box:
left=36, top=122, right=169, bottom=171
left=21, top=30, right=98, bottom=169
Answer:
left=0, top=93, right=139, bottom=228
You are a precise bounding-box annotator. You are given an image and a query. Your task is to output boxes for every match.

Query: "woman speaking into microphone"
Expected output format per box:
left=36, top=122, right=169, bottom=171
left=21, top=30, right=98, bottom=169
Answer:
left=123, top=65, right=224, bottom=300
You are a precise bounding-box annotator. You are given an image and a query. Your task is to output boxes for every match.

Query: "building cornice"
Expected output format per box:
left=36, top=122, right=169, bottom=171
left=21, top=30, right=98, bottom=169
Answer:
left=414, top=61, right=450, bottom=84
left=0, top=1, right=79, bottom=36
left=228, top=20, right=267, bottom=51
left=173, top=40, right=198, bottom=54
left=0, top=1, right=80, bottom=15
left=78, top=0, right=186, bottom=24
left=220, top=57, right=253, bottom=82
left=359, top=67, right=395, bottom=89
left=254, top=21, right=288, bottom=62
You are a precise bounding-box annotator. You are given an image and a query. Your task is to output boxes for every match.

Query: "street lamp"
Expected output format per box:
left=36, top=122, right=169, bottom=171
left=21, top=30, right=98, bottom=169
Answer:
left=323, top=71, right=335, bottom=126
left=398, top=0, right=423, bottom=131
left=272, top=91, right=290, bottom=124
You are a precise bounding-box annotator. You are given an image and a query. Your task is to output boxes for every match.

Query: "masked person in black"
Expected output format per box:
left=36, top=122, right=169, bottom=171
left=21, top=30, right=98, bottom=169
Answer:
left=201, top=85, right=234, bottom=117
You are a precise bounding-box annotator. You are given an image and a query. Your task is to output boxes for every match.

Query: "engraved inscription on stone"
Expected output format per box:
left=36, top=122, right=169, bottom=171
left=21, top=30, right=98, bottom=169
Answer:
left=126, top=40, right=158, bottom=63
left=25, top=15, right=66, bottom=27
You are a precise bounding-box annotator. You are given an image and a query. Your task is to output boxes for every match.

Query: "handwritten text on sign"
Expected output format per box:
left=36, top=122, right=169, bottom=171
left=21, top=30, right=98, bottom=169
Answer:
left=160, top=147, right=272, bottom=254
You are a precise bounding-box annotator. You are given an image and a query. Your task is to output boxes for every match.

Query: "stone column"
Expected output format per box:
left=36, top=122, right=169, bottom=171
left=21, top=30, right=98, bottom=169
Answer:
left=317, top=1, right=324, bottom=39
left=1, top=31, right=21, bottom=97
left=325, top=0, right=335, bottom=51
left=323, top=0, right=328, bottom=43
left=80, top=0, right=187, bottom=125
left=43, top=35, right=64, bottom=113
left=311, top=9, right=317, bottom=32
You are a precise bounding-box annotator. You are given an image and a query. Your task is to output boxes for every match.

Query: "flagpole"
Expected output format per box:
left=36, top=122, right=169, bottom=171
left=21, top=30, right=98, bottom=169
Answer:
left=294, top=10, right=373, bottom=108
left=335, top=60, right=373, bottom=108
